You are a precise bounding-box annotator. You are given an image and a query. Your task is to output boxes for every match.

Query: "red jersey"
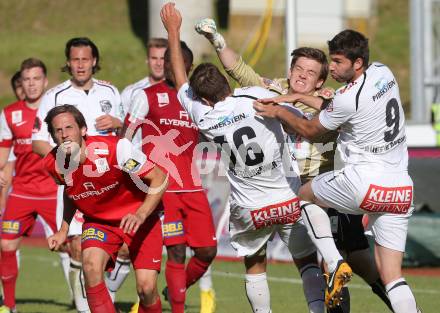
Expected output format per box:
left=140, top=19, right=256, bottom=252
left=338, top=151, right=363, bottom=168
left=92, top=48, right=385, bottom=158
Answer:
left=0, top=100, right=57, bottom=198
left=124, top=81, right=203, bottom=192
left=44, top=136, right=159, bottom=223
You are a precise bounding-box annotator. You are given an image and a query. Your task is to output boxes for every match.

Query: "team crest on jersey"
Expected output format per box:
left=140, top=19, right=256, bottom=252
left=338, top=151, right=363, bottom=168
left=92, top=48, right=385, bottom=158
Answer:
left=123, top=158, right=141, bottom=173
left=11, top=110, right=22, bottom=124
left=162, top=221, right=184, bottom=238
left=81, top=227, right=107, bottom=242
left=99, top=100, right=112, bottom=113
left=94, top=158, right=110, bottom=173
left=33, top=117, right=42, bottom=133
left=157, top=93, right=169, bottom=107
left=2, top=220, right=20, bottom=234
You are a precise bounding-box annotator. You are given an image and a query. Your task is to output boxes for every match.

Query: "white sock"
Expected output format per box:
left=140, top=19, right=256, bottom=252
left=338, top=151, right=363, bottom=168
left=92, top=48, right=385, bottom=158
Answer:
left=386, top=278, right=418, bottom=313
left=69, top=259, right=90, bottom=312
left=16, top=250, right=20, bottom=269
left=105, top=257, right=131, bottom=302
left=59, top=252, right=73, bottom=300
left=199, top=266, right=213, bottom=291
left=300, top=202, right=343, bottom=272
left=299, top=264, right=325, bottom=313
left=245, top=272, right=271, bottom=313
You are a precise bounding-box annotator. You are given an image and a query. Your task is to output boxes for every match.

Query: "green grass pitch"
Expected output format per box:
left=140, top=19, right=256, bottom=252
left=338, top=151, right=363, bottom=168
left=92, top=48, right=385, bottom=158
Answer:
left=11, top=245, right=440, bottom=313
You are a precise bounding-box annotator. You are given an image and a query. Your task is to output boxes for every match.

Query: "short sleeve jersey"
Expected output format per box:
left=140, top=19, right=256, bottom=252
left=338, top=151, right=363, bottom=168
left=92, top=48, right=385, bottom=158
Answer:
left=0, top=100, right=57, bottom=197
left=319, top=63, right=408, bottom=170
left=32, top=79, right=122, bottom=144
left=178, top=83, right=301, bottom=208
left=120, top=77, right=151, bottom=119
left=44, top=136, right=156, bottom=223
left=124, top=81, right=203, bottom=192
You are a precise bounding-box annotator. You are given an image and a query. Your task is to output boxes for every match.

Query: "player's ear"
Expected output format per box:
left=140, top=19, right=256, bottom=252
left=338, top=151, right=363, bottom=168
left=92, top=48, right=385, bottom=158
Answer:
left=92, top=57, right=97, bottom=68
left=80, top=126, right=87, bottom=137
left=353, top=58, right=363, bottom=71
left=315, top=78, right=324, bottom=89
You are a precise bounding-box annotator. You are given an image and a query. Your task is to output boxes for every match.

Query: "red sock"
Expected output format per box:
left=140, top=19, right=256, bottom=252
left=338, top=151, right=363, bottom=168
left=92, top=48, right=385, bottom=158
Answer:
left=185, top=256, right=210, bottom=288
left=85, top=281, right=116, bottom=313
left=165, top=261, right=186, bottom=313
left=139, top=297, right=162, bottom=313
left=1, top=250, right=18, bottom=309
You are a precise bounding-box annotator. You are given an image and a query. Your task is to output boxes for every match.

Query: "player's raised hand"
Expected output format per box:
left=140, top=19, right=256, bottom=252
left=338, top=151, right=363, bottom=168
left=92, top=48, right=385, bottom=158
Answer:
left=120, top=212, right=146, bottom=234
left=195, top=18, right=226, bottom=52
left=48, top=231, right=68, bottom=251
left=160, top=2, right=182, bottom=33
left=253, top=101, right=281, bottom=119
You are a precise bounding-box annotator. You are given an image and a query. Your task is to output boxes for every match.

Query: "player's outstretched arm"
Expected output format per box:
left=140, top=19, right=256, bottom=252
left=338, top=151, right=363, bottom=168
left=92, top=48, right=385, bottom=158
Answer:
left=195, top=18, right=236, bottom=68
left=120, top=165, right=168, bottom=234
left=160, top=3, right=187, bottom=90
left=258, top=94, right=324, bottom=111
left=195, top=18, right=265, bottom=88
left=253, top=100, right=328, bottom=140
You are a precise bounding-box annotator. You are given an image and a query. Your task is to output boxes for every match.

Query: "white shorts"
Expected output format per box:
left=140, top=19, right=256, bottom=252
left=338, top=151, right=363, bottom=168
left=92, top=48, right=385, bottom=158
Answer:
left=311, top=165, right=414, bottom=252
left=56, top=186, right=83, bottom=236
left=229, top=197, right=316, bottom=258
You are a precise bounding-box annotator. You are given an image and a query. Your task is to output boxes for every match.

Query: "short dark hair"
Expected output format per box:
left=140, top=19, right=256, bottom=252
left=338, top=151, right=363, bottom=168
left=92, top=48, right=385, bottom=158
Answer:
left=290, top=47, right=328, bottom=83
left=20, top=58, right=47, bottom=76
left=45, top=105, right=88, bottom=140
left=189, top=63, right=231, bottom=104
left=146, top=37, right=168, bottom=56
left=164, top=41, right=193, bottom=72
left=11, top=71, right=21, bottom=91
left=328, top=29, right=369, bottom=67
left=62, top=37, right=101, bottom=74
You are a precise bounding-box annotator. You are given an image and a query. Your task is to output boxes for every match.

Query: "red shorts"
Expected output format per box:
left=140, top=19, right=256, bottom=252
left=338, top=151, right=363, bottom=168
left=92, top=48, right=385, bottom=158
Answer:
left=2, top=194, right=57, bottom=239
left=162, top=191, right=216, bottom=248
left=81, top=212, right=162, bottom=271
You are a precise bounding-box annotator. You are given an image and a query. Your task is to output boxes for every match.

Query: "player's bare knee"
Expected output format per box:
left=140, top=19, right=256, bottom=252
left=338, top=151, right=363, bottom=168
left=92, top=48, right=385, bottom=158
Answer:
left=1, top=238, right=20, bottom=251
left=82, top=258, right=103, bottom=286
left=167, top=244, right=186, bottom=263
left=70, top=236, right=82, bottom=261
left=117, top=244, right=130, bottom=260
left=194, top=246, right=217, bottom=263
left=136, top=279, right=157, bottom=305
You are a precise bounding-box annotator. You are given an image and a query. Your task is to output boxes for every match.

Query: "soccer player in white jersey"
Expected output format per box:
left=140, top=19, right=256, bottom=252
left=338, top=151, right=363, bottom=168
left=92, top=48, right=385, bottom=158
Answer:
left=160, top=4, right=326, bottom=313
left=254, top=29, right=421, bottom=313
left=32, top=37, right=122, bottom=313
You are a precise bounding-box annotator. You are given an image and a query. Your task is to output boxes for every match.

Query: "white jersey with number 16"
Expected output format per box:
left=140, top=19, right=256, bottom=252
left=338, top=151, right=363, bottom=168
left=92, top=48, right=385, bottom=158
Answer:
left=178, top=83, right=301, bottom=208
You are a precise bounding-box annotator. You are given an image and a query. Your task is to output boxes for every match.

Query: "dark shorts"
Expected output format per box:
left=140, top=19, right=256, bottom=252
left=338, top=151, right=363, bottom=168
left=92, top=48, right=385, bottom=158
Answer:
left=327, top=208, right=370, bottom=253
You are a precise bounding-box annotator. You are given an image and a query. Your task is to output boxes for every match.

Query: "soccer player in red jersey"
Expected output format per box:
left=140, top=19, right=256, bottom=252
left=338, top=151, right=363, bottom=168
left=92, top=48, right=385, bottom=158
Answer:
left=45, top=105, right=167, bottom=313
left=0, top=58, right=57, bottom=313
left=122, top=42, right=217, bottom=313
